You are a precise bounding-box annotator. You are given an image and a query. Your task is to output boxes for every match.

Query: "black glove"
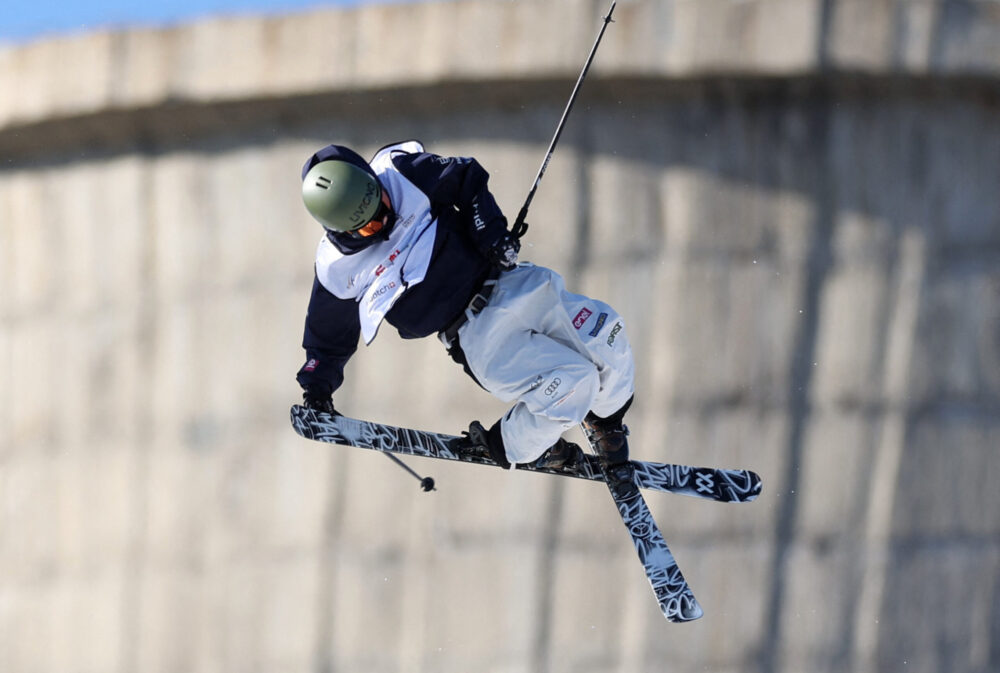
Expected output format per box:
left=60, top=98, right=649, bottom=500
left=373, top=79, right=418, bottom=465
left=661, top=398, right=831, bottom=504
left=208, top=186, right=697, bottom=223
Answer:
left=302, top=390, right=337, bottom=415
left=487, top=232, right=520, bottom=271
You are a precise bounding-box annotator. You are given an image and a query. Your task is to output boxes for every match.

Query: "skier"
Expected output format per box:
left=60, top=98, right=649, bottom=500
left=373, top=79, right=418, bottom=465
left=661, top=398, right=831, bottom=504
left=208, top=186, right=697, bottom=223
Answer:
left=295, top=140, right=637, bottom=494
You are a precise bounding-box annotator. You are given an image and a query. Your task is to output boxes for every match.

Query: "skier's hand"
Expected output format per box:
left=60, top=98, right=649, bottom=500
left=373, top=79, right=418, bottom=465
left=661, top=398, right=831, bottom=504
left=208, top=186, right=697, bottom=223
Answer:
left=302, top=391, right=337, bottom=415
left=487, top=232, right=520, bottom=271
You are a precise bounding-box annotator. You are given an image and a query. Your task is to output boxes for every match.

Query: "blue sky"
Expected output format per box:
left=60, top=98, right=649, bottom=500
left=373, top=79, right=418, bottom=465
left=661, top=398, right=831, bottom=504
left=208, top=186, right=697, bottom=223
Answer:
left=2, top=0, right=420, bottom=44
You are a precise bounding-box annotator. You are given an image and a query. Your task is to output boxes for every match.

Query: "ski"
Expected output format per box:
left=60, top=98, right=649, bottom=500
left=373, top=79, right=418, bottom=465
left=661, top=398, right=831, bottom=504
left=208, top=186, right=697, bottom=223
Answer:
left=290, top=405, right=761, bottom=503
left=594, top=459, right=704, bottom=622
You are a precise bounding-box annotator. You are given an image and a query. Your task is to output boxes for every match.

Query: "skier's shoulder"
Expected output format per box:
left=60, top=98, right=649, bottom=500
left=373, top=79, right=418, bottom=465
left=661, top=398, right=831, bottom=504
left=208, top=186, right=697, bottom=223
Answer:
left=370, top=140, right=425, bottom=172
left=374, top=140, right=476, bottom=176
left=368, top=140, right=439, bottom=195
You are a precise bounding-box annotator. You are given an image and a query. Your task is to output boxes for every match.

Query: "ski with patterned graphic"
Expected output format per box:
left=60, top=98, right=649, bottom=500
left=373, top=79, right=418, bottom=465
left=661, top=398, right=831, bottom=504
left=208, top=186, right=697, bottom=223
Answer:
left=290, top=404, right=762, bottom=622
left=289, top=405, right=761, bottom=503
left=592, top=456, right=704, bottom=622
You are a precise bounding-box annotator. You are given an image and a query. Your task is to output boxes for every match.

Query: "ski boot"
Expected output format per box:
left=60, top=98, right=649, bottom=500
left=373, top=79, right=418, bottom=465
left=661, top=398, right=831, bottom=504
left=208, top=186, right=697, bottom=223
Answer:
left=582, top=406, right=638, bottom=499
left=460, top=420, right=583, bottom=471
left=460, top=420, right=511, bottom=469
left=529, top=438, right=585, bottom=470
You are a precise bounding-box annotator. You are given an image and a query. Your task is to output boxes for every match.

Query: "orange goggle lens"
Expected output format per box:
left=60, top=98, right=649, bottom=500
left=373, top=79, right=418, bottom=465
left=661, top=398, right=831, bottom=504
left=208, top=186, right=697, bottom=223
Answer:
left=356, top=217, right=385, bottom=237
left=353, top=197, right=391, bottom=238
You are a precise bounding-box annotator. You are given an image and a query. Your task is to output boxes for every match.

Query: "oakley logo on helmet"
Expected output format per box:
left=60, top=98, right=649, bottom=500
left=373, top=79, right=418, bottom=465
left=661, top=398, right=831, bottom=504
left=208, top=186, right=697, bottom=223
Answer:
left=349, top=181, right=379, bottom=225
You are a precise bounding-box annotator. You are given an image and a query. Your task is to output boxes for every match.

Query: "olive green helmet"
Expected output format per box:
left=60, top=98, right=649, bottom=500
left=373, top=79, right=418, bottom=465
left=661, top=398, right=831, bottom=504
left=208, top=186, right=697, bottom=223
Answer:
left=302, top=160, right=382, bottom=232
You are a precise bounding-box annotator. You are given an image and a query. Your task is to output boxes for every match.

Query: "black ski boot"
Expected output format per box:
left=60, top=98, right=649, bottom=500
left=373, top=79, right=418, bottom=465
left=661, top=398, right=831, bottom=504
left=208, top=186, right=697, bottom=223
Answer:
left=530, top=438, right=584, bottom=470
left=582, top=401, right=637, bottom=498
left=461, top=420, right=511, bottom=469
left=462, top=421, right=583, bottom=471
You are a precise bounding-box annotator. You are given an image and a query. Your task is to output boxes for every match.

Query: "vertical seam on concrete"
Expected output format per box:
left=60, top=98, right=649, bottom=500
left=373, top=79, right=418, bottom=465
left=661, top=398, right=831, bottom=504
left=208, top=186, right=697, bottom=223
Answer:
left=531, top=476, right=565, bottom=673
left=817, top=0, right=837, bottom=72
left=928, top=1, right=950, bottom=71
left=312, top=450, right=350, bottom=673
left=850, top=229, right=927, bottom=671
left=119, top=151, right=155, bottom=673
left=758, top=96, right=834, bottom=673
left=833, top=215, right=904, bottom=669
left=119, top=151, right=157, bottom=671
left=889, top=0, right=908, bottom=70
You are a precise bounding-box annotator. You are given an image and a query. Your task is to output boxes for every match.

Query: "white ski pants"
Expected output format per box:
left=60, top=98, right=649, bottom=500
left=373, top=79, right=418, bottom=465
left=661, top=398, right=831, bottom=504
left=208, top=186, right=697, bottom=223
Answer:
left=457, top=264, right=635, bottom=465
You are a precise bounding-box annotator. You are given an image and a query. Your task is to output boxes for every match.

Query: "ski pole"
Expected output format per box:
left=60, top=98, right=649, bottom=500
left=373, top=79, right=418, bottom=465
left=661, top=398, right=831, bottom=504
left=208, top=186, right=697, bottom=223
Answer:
left=511, top=0, right=617, bottom=240
left=382, top=452, right=436, bottom=492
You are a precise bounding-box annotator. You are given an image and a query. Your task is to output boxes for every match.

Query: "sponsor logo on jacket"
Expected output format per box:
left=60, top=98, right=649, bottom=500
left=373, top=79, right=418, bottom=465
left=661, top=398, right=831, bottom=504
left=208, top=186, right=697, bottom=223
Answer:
left=573, top=308, right=593, bottom=330
left=588, top=312, right=608, bottom=337
left=607, top=322, right=623, bottom=346
left=472, top=199, right=486, bottom=230
left=527, top=375, right=545, bottom=392
left=369, top=281, right=397, bottom=304
left=374, top=249, right=402, bottom=277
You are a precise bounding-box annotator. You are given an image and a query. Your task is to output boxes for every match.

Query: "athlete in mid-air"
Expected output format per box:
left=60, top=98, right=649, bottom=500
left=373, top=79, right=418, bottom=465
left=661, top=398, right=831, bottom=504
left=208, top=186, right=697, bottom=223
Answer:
left=295, top=140, right=637, bottom=495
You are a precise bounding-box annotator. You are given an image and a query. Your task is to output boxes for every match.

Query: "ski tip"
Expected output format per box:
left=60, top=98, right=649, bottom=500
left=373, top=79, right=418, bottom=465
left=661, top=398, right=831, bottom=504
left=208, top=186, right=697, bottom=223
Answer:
left=723, top=470, right=763, bottom=502
left=664, top=593, right=704, bottom=623
left=289, top=404, right=317, bottom=440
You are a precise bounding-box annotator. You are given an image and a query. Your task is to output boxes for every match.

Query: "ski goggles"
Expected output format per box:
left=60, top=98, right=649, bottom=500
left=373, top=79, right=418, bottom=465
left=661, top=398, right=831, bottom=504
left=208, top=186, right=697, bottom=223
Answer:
left=353, top=193, right=395, bottom=238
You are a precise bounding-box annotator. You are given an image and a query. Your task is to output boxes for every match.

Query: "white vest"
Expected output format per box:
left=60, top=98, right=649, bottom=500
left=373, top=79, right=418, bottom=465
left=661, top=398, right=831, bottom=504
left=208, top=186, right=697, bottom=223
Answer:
left=314, top=141, right=437, bottom=344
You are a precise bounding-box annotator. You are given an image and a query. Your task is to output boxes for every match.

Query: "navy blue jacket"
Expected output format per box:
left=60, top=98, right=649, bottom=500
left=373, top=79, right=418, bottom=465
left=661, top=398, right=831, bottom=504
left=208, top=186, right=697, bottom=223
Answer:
left=296, top=142, right=509, bottom=397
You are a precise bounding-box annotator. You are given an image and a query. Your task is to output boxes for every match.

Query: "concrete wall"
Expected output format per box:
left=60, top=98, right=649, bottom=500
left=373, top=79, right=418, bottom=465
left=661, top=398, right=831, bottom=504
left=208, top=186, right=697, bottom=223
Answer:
left=1, top=1, right=999, bottom=672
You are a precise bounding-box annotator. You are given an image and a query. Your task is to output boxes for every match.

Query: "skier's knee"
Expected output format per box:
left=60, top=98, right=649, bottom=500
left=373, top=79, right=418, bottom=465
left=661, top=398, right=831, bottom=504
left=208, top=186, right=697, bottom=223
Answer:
left=547, top=364, right=600, bottom=427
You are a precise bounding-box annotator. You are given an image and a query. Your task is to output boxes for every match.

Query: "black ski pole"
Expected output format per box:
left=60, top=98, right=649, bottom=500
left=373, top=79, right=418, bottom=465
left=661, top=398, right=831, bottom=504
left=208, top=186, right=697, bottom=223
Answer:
left=511, top=0, right=617, bottom=240
left=383, top=452, right=436, bottom=492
